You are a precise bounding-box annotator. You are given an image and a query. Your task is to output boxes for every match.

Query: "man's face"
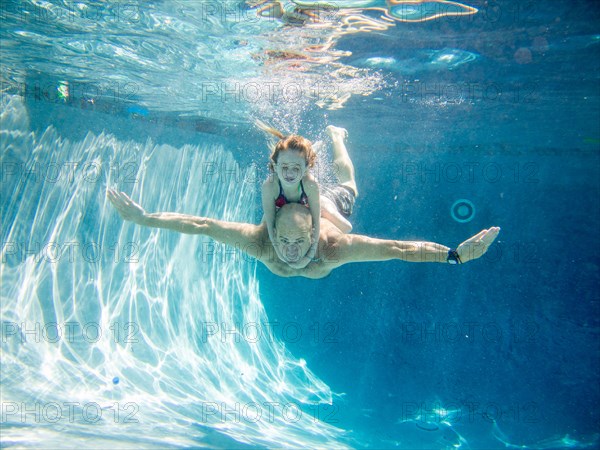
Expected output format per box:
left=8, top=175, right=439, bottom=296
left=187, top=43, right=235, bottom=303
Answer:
left=274, top=208, right=312, bottom=264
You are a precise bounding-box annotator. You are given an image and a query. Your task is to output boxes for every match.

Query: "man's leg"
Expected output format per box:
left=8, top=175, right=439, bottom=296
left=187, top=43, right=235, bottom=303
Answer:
left=326, top=125, right=358, bottom=197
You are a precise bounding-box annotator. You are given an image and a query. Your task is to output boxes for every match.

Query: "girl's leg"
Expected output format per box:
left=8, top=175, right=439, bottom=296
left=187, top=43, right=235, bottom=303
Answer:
left=325, top=125, right=358, bottom=197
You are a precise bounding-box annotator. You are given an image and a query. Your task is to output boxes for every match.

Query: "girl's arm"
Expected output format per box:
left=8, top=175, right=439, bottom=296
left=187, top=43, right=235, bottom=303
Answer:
left=261, top=178, right=286, bottom=261
left=285, top=177, right=320, bottom=269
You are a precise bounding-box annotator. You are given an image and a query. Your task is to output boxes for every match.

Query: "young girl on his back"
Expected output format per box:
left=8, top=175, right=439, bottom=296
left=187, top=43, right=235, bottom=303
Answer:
left=258, top=121, right=320, bottom=269
left=258, top=121, right=355, bottom=268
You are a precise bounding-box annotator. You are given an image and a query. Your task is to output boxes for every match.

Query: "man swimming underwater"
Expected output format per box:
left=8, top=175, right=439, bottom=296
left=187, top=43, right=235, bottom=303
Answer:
left=108, top=189, right=500, bottom=279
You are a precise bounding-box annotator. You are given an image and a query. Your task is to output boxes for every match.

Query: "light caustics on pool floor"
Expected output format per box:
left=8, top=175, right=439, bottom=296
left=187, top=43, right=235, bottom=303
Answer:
left=0, top=94, right=350, bottom=448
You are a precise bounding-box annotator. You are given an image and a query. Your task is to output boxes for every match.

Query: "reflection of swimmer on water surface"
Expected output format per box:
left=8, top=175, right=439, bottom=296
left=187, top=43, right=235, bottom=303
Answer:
left=246, top=0, right=480, bottom=35
left=248, top=0, right=321, bottom=24
left=252, top=49, right=311, bottom=70
left=251, top=48, right=338, bottom=70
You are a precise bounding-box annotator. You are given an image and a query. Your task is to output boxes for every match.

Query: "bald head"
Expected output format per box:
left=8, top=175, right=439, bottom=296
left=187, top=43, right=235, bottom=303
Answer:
left=274, top=204, right=313, bottom=263
left=275, top=203, right=312, bottom=231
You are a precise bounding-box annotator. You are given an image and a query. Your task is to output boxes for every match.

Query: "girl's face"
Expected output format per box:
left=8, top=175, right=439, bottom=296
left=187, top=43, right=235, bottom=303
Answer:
left=275, top=150, right=307, bottom=186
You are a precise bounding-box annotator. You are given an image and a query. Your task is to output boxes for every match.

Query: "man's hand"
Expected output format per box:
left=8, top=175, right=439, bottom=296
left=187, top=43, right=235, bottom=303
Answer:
left=457, top=227, right=501, bottom=263
left=107, top=189, right=147, bottom=224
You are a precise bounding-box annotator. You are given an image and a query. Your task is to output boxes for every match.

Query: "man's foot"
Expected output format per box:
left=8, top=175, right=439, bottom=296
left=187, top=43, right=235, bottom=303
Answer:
left=325, top=125, right=348, bottom=142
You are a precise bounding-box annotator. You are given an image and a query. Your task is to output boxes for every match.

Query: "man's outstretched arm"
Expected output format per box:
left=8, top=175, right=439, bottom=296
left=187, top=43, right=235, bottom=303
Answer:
left=327, top=227, right=500, bottom=266
left=107, top=189, right=268, bottom=260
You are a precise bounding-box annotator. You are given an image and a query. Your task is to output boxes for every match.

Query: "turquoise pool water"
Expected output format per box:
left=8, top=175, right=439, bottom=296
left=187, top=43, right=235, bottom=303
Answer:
left=1, top=1, right=599, bottom=448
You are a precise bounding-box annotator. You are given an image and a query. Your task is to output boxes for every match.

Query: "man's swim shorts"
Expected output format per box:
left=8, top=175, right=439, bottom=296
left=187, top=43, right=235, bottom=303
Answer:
left=321, top=184, right=356, bottom=218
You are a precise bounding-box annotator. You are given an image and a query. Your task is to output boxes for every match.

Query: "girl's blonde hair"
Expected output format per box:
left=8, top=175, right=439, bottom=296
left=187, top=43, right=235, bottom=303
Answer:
left=255, top=120, right=317, bottom=172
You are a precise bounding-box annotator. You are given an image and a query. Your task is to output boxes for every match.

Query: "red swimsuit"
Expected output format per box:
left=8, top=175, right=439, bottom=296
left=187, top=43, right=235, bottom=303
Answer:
left=275, top=180, right=309, bottom=209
